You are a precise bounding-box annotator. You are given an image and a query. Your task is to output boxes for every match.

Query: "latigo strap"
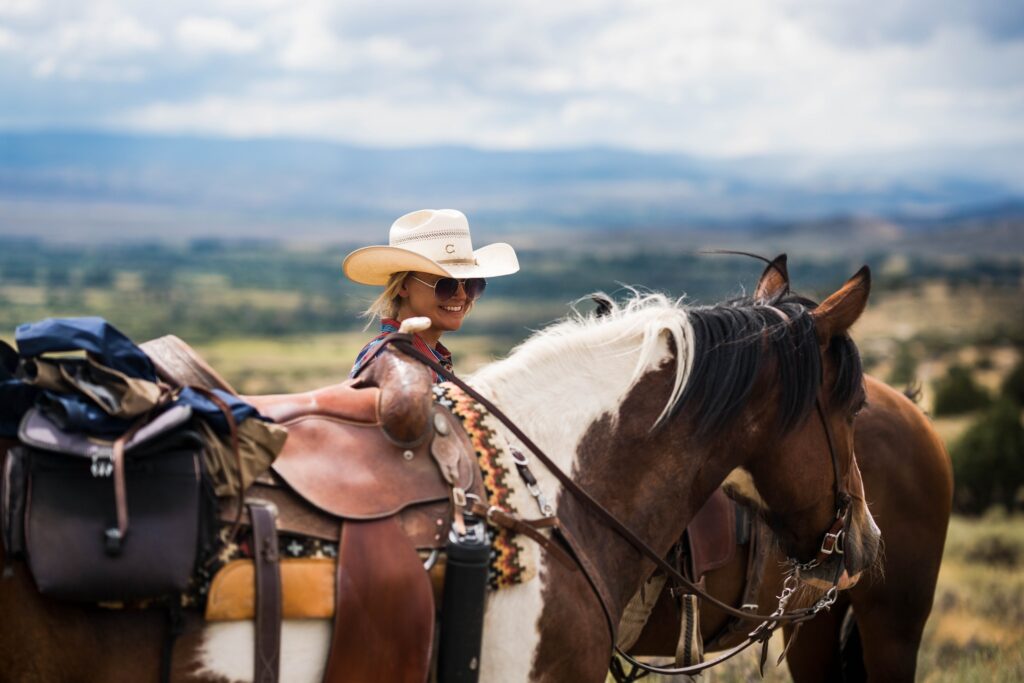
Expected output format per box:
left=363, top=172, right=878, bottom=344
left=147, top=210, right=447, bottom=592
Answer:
left=247, top=500, right=281, bottom=683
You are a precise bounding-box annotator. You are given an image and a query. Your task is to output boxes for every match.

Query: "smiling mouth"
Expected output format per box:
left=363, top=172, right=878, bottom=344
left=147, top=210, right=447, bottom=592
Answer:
left=441, top=305, right=464, bottom=312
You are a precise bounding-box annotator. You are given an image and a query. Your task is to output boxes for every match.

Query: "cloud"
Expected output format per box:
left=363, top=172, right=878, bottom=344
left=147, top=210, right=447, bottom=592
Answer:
left=783, top=0, right=1024, bottom=46
left=0, top=0, right=42, bottom=17
left=175, top=15, right=261, bottom=55
left=0, top=0, right=1022, bottom=159
left=0, top=26, right=19, bottom=50
left=2, top=5, right=161, bottom=81
left=113, top=92, right=514, bottom=147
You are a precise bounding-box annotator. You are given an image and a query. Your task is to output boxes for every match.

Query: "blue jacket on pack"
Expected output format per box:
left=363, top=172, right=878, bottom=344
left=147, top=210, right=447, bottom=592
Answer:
left=16, top=317, right=157, bottom=380
left=1, top=317, right=265, bottom=438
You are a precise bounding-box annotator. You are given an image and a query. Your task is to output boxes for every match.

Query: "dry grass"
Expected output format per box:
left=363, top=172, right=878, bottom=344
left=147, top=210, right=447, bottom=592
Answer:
left=612, top=515, right=1024, bottom=682
left=852, top=282, right=1023, bottom=344
left=916, top=514, right=1024, bottom=683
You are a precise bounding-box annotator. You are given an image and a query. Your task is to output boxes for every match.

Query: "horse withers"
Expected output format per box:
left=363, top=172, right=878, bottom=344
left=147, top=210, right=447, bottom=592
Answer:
left=0, top=264, right=880, bottom=682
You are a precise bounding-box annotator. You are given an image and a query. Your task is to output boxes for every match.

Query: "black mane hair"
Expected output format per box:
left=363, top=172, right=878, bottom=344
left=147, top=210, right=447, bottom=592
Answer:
left=675, top=292, right=864, bottom=435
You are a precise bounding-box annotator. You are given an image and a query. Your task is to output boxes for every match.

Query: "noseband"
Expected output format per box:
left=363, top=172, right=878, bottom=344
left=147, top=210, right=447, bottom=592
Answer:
left=376, top=333, right=856, bottom=677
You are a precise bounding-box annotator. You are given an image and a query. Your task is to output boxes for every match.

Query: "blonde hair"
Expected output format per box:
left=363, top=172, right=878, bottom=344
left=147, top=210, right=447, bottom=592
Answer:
left=360, top=270, right=477, bottom=329
left=362, top=271, right=409, bottom=324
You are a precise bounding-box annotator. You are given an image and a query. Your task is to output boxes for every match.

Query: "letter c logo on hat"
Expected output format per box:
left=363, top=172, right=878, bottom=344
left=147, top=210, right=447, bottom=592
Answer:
left=445, top=244, right=456, bottom=254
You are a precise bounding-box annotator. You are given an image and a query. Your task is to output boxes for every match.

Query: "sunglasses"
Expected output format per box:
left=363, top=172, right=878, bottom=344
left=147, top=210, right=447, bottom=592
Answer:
left=409, top=275, right=487, bottom=302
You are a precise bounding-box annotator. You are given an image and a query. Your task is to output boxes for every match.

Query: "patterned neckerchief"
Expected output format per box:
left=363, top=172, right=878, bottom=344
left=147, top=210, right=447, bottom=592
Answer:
left=349, top=318, right=453, bottom=383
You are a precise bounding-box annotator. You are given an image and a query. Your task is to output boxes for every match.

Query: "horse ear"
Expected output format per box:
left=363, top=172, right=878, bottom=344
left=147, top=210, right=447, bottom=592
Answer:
left=754, top=254, right=789, bottom=302
left=591, top=293, right=614, bottom=318
left=812, top=266, right=871, bottom=344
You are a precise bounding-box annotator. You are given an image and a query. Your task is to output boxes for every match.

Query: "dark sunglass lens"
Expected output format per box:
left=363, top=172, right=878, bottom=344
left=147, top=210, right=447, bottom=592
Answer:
left=433, top=278, right=460, bottom=301
left=464, top=278, right=486, bottom=300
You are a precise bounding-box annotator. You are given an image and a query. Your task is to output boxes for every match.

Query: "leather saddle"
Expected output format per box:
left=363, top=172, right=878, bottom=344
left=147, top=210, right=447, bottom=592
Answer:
left=141, top=335, right=482, bottom=683
left=684, top=488, right=737, bottom=583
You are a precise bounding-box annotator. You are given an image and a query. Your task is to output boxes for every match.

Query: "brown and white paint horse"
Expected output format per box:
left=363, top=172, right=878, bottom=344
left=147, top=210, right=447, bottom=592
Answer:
left=470, top=265, right=880, bottom=681
left=0, top=266, right=879, bottom=682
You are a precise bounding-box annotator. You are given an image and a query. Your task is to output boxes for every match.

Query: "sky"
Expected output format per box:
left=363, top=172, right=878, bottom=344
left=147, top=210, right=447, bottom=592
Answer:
left=1, top=0, right=1023, bottom=158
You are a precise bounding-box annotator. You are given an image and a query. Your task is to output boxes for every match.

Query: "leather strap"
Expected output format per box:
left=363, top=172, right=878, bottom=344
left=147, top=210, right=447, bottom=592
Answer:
left=105, top=411, right=160, bottom=555
left=466, top=500, right=575, bottom=570
left=248, top=500, right=282, bottom=683
left=109, top=431, right=129, bottom=552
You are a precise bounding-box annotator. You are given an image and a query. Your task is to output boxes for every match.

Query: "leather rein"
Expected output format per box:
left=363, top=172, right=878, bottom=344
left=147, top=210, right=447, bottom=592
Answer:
left=375, top=333, right=854, bottom=675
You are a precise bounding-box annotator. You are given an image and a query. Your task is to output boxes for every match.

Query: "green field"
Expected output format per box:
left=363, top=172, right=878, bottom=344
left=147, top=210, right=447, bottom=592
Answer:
left=186, top=332, right=518, bottom=394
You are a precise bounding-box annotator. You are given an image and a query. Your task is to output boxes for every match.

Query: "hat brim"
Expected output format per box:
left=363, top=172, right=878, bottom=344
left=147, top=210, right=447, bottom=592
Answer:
left=343, top=243, right=519, bottom=286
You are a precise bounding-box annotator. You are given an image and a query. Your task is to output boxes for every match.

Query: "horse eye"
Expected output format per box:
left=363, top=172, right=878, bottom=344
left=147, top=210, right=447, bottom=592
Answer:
left=850, top=399, right=868, bottom=419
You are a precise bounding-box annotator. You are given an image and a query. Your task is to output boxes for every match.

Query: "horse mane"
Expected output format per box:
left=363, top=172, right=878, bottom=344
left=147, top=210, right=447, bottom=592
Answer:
left=477, top=291, right=696, bottom=428
left=679, top=291, right=863, bottom=435
left=479, top=288, right=863, bottom=435
left=902, top=381, right=923, bottom=404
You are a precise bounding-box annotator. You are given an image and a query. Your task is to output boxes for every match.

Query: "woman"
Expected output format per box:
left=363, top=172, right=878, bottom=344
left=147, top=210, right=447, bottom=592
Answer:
left=342, top=208, right=519, bottom=381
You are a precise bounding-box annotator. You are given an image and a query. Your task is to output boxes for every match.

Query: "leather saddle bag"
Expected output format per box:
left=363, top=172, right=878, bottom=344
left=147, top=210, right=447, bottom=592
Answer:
left=14, top=404, right=205, bottom=602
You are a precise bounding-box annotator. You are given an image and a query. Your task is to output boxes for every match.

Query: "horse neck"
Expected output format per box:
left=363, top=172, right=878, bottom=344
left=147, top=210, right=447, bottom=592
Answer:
left=469, top=325, right=709, bottom=616
left=468, top=322, right=671, bottom=500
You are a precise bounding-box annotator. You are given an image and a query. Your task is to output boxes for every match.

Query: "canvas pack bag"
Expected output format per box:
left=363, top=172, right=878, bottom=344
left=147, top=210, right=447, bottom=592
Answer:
left=13, top=404, right=206, bottom=602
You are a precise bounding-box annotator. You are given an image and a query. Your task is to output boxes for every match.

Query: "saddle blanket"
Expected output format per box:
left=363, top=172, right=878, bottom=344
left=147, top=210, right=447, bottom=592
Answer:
left=433, top=381, right=540, bottom=589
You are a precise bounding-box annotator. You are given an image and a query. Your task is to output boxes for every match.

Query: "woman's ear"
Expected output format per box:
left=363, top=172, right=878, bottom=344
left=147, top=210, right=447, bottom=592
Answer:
left=398, top=275, right=410, bottom=298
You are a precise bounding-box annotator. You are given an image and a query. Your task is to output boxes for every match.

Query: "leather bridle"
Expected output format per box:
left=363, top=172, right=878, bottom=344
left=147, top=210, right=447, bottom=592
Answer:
left=374, top=333, right=855, bottom=677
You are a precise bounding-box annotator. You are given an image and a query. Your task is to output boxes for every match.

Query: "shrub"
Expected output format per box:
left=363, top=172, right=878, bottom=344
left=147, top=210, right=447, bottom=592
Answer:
left=1002, top=358, right=1024, bottom=406
left=933, top=364, right=992, bottom=416
left=888, top=342, right=918, bottom=385
left=951, top=399, right=1024, bottom=514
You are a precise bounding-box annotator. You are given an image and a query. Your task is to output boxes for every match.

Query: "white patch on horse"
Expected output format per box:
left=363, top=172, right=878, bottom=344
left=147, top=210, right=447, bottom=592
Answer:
left=469, top=293, right=696, bottom=681
left=196, top=619, right=330, bottom=682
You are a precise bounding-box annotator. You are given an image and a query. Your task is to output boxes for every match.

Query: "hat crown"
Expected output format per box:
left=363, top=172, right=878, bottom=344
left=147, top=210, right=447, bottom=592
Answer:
left=388, top=209, right=476, bottom=267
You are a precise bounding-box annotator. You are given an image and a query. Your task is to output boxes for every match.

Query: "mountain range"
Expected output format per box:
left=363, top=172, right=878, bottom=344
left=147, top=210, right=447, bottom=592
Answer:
left=1, top=130, right=1022, bottom=248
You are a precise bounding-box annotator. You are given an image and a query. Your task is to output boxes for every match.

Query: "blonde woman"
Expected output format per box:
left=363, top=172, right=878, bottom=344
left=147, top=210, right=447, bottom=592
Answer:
left=342, top=209, right=519, bottom=382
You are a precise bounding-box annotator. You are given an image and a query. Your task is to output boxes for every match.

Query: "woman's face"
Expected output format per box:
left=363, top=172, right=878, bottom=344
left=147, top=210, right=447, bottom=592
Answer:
left=397, top=272, right=471, bottom=333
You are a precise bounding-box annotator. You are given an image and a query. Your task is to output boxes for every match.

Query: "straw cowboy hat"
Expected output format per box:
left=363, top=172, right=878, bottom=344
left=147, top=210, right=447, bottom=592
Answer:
left=343, top=209, right=519, bottom=286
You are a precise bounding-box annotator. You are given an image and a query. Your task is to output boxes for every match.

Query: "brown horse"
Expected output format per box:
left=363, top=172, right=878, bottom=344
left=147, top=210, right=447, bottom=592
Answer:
left=0, top=265, right=879, bottom=682
left=625, top=375, right=952, bottom=681
left=625, top=258, right=952, bottom=682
